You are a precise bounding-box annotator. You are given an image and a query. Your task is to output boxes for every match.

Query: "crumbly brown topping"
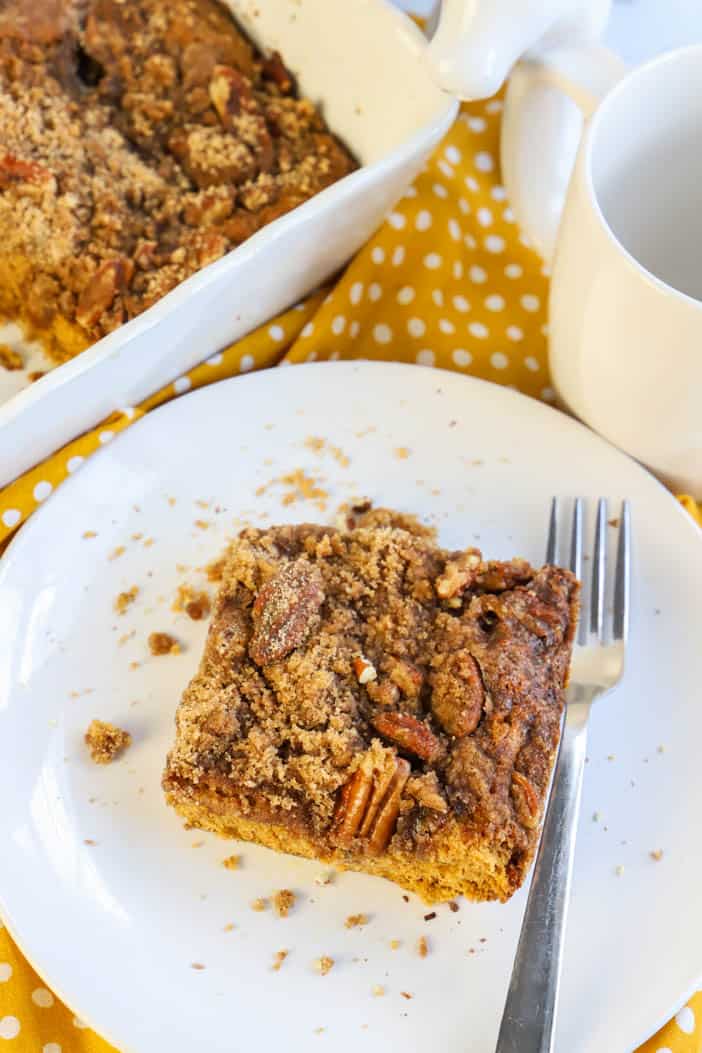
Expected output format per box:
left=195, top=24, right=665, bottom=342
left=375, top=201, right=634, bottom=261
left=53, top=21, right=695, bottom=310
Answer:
left=164, top=507, right=578, bottom=872
left=84, top=718, right=131, bottom=763
left=0, top=0, right=356, bottom=361
left=313, top=956, right=334, bottom=976
left=222, top=854, right=240, bottom=870
left=272, top=949, right=288, bottom=971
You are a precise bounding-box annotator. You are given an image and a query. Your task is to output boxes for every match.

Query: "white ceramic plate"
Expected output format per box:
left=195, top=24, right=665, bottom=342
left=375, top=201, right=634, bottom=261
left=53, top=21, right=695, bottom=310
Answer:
left=0, top=363, right=700, bottom=1053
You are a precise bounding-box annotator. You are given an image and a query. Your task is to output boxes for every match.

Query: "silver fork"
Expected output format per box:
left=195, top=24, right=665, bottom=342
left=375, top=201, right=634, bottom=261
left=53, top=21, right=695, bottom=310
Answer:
left=495, top=497, right=631, bottom=1053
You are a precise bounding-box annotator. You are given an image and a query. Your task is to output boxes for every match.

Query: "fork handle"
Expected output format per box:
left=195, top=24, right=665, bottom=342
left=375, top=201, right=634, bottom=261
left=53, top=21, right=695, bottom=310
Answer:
left=495, top=701, right=590, bottom=1053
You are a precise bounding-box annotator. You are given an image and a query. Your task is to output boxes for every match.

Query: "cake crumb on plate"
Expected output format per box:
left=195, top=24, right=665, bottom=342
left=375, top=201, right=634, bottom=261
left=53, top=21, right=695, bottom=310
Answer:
left=148, top=632, right=181, bottom=656
left=273, top=889, right=295, bottom=917
left=84, top=719, right=131, bottom=764
left=345, top=913, right=368, bottom=929
left=114, top=586, right=139, bottom=614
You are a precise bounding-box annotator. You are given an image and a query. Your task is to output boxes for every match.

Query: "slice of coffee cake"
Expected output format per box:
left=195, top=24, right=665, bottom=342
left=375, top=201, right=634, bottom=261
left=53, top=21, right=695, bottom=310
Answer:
left=163, top=507, right=579, bottom=903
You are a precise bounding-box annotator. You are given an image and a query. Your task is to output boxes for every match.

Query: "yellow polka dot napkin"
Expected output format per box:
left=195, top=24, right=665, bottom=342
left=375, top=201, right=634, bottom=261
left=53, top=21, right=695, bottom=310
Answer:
left=0, top=92, right=699, bottom=1053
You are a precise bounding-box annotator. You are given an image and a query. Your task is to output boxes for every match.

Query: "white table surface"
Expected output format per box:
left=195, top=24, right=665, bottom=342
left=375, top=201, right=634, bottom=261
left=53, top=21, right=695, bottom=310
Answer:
left=393, top=0, right=702, bottom=66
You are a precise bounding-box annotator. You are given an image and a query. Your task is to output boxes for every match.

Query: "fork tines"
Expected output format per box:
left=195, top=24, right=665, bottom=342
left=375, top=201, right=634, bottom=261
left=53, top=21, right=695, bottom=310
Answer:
left=546, top=497, right=631, bottom=645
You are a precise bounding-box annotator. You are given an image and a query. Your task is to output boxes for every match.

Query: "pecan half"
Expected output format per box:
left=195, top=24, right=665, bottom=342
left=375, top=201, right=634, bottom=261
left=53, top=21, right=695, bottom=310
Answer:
left=430, top=651, right=484, bottom=737
left=371, top=712, right=442, bottom=763
left=75, top=258, right=133, bottom=330
left=511, top=770, right=540, bottom=829
left=249, top=559, right=324, bottom=665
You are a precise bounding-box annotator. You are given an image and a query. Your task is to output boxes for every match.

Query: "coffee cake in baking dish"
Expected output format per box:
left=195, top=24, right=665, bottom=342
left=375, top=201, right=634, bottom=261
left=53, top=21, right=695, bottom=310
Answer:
left=0, top=0, right=356, bottom=362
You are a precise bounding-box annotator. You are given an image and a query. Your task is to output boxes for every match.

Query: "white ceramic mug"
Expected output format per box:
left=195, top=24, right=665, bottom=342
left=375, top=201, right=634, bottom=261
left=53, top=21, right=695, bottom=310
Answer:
left=426, top=1, right=702, bottom=497
left=503, top=43, right=702, bottom=497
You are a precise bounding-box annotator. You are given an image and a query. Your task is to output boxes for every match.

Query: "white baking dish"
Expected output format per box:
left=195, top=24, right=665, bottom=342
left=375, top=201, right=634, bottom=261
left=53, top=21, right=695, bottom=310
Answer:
left=0, top=0, right=457, bottom=486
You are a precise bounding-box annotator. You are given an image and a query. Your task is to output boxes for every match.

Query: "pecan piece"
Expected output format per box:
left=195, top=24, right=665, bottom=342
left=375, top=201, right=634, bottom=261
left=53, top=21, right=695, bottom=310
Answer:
left=365, top=679, right=400, bottom=708
left=332, top=765, right=373, bottom=848
left=261, top=50, right=294, bottom=94
left=386, top=657, right=423, bottom=699
left=358, top=754, right=399, bottom=838
left=430, top=651, right=484, bottom=737
left=406, top=772, right=448, bottom=813
left=353, top=655, right=377, bottom=684
left=249, top=559, right=324, bottom=665
left=435, top=550, right=482, bottom=599
left=371, top=712, right=442, bottom=763
left=76, top=258, right=133, bottom=330
left=475, top=559, right=533, bottom=592
left=366, top=758, right=410, bottom=855
left=209, top=64, right=254, bottom=126
left=511, top=770, right=540, bottom=829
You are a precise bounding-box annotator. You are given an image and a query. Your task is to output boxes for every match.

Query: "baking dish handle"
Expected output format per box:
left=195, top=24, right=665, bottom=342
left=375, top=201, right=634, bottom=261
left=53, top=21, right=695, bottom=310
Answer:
left=423, top=0, right=614, bottom=101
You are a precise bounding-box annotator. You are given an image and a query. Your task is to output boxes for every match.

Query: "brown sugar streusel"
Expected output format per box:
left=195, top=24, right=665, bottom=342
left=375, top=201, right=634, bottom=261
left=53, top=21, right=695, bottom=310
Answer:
left=250, top=898, right=267, bottom=912
left=313, top=956, right=334, bottom=976
left=272, top=949, right=288, bottom=972
left=84, top=719, right=131, bottom=764
left=417, top=936, right=429, bottom=958
left=222, top=855, right=240, bottom=870
left=273, top=889, right=295, bottom=918
left=148, top=632, right=181, bottom=656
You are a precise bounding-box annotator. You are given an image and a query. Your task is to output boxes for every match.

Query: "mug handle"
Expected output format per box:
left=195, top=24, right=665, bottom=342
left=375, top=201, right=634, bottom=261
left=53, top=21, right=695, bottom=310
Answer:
left=500, top=43, right=628, bottom=262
